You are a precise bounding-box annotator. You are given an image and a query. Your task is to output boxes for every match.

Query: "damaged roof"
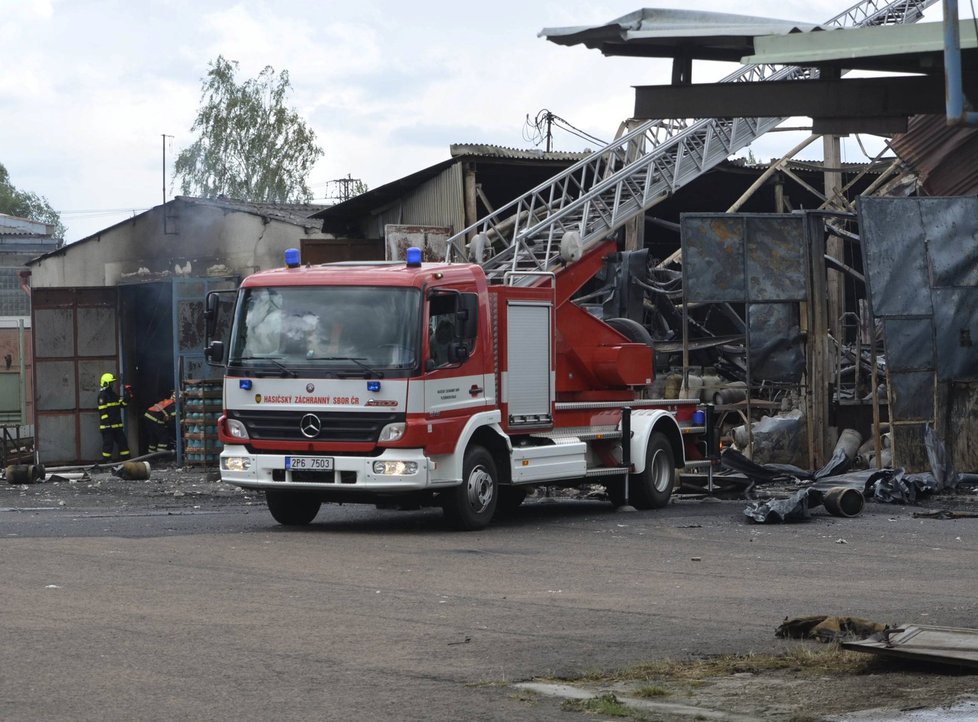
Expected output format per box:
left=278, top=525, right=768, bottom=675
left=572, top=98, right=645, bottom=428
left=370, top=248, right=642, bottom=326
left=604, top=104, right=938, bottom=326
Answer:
left=449, top=143, right=590, bottom=163
left=27, top=195, right=328, bottom=265
left=540, top=8, right=823, bottom=61
left=176, top=196, right=329, bottom=229
left=743, top=20, right=977, bottom=73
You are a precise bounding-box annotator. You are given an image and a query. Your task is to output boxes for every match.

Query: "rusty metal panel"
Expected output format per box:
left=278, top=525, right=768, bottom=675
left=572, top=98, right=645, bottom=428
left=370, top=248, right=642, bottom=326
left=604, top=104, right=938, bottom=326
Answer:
left=889, top=372, right=934, bottom=420
left=681, top=215, right=746, bottom=303
left=78, top=360, right=106, bottom=409
left=933, top=288, right=978, bottom=380
left=301, top=238, right=384, bottom=264
left=683, top=213, right=807, bottom=303
left=385, top=225, right=453, bottom=262
left=891, top=114, right=978, bottom=197
left=859, top=197, right=932, bottom=317
left=745, top=216, right=807, bottom=302
left=77, top=306, right=117, bottom=356
left=178, top=298, right=205, bottom=353
left=748, top=303, right=804, bottom=382
left=31, top=286, right=118, bottom=463
left=35, top=360, right=76, bottom=411
left=882, top=318, right=934, bottom=372
left=37, top=412, right=80, bottom=462
left=921, top=198, right=978, bottom=287
left=33, top=308, right=75, bottom=358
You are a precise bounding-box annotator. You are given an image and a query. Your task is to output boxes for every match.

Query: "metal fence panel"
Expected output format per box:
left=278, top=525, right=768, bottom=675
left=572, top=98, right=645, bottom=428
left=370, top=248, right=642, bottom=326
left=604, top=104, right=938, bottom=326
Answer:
left=745, top=216, right=807, bottom=302
left=859, top=198, right=932, bottom=317
left=682, top=216, right=746, bottom=303
left=883, top=318, right=934, bottom=372
left=932, top=288, right=978, bottom=380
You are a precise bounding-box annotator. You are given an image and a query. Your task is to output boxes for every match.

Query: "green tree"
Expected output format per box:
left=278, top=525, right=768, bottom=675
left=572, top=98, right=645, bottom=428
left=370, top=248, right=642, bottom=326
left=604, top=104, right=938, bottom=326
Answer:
left=174, top=56, right=324, bottom=203
left=0, top=163, right=66, bottom=238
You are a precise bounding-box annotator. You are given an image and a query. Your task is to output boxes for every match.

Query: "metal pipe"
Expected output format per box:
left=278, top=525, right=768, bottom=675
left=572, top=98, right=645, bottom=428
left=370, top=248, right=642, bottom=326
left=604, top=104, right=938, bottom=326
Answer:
left=944, top=0, right=978, bottom=126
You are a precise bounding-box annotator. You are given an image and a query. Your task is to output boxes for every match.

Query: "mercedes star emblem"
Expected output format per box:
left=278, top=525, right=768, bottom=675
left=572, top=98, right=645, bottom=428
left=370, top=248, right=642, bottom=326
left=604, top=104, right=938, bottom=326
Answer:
left=299, top=413, right=322, bottom=438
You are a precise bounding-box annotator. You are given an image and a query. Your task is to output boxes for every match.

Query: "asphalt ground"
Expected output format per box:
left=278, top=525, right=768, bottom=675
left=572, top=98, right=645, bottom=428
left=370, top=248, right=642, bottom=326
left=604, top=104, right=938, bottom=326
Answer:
left=1, top=469, right=976, bottom=721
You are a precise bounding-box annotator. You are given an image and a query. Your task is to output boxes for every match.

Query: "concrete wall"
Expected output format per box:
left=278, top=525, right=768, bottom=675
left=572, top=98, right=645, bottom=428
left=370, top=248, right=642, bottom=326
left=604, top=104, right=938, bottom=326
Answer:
left=30, top=200, right=324, bottom=288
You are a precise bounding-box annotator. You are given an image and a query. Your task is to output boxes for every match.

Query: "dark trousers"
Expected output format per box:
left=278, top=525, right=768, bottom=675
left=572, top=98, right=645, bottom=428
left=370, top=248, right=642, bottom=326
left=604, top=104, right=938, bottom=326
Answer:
left=100, top=427, right=130, bottom=460
left=145, top=420, right=172, bottom=451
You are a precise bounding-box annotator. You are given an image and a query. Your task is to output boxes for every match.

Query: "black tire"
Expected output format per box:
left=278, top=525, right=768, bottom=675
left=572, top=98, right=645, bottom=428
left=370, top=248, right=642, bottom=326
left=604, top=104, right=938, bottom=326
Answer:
left=265, top=490, right=321, bottom=526
left=494, top=486, right=527, bottom=518
left=605, top=317, right=665, bottom=373
left=443, top=446, right=498, bottom=530
left=629, top=432, right=676, bottom=510
left=605, top=317, right=653, bottom=345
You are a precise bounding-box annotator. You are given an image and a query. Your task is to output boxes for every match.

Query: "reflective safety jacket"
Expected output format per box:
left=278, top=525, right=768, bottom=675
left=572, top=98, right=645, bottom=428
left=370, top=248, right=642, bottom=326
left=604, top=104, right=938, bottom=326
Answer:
left=97, top=386, right=127, bottom=430
left=144, top=398, right=175, bottom=426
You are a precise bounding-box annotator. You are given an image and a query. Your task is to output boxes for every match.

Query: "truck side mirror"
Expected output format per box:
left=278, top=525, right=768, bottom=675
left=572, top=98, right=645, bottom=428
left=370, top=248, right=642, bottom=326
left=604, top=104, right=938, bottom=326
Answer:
left=205, top=340, right=225, bottom=366
left=204, top=292, right=220, bottom=340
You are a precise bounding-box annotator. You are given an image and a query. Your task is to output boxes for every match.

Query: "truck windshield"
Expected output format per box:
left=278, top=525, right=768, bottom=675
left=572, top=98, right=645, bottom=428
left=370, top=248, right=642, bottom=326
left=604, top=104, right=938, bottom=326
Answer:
left=228, top=286, right=421, bottom=376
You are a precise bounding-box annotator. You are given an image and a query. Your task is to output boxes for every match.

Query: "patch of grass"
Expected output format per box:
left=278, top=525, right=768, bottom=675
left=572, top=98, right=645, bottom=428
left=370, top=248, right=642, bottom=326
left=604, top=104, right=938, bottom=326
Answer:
left=634, top=684, right=670, bottom=698
left=561, top=693, right=632, bottom=717
left=559, top=645, right=874, bottom=686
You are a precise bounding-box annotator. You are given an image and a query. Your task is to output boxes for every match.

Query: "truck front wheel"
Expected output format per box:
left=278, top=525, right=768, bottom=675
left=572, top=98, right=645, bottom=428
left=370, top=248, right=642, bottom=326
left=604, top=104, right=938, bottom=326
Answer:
left=629, top=432, right=676, bottom=510
left=266, top=490, right=322, bottom=526
left=443, top=446, right=498, bottom=530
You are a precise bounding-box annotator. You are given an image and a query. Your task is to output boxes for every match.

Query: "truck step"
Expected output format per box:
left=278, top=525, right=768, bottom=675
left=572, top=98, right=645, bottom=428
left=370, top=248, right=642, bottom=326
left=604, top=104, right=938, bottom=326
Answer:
left=584, top=466, right=629, bottom=478
left=540, top=426, right=622, bottom=442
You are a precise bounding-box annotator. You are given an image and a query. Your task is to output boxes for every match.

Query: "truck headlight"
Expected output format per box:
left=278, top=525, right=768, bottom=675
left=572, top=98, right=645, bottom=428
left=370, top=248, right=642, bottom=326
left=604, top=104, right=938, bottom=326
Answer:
left=378, top=423, right=405, bottom=442
left=226, top=419, right=249, bottom=439
left=372, top=460, right=418, bottom=475
left=222, top=456, right=252, bottom=472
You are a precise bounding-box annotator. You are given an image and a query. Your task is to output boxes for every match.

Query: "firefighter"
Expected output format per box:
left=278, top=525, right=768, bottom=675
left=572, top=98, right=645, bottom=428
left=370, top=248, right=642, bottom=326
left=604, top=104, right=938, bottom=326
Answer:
left=97, top=372, right=131, bottom=462
left=144, top=391, right=176, bottom=452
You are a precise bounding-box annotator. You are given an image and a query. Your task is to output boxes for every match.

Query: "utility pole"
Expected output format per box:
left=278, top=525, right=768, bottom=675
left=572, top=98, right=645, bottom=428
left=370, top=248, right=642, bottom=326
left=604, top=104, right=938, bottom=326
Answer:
left=329, top=174, right=363, bottom=202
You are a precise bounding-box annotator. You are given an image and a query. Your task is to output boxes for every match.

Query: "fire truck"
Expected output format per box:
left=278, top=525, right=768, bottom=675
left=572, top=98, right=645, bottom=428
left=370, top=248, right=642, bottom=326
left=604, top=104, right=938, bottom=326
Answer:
left=204, top=239, right=712, bottom=530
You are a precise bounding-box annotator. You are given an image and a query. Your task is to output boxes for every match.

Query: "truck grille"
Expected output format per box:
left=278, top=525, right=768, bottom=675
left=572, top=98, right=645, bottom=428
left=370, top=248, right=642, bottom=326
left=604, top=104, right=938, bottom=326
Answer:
left=229, top=410, right=404, bottom=443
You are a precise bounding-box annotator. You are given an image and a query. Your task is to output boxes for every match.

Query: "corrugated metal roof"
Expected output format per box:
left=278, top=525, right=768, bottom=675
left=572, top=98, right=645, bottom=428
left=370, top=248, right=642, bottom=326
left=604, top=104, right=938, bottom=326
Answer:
left=890, top=114, right=978, bottom=197
left=540, top=8, right=822, bottom=61
left=743, top=20, right=976, bottom=73
left=449, top=143, right=590, bottom=162
left=0, top=213, right=52, bottom=236
left=313, top=148, right=589, bottom=223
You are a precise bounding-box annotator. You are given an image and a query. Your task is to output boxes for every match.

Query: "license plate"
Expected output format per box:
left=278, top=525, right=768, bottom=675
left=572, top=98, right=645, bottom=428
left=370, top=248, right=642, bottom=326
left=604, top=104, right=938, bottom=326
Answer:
left=286, top=456, right=334, bottom=471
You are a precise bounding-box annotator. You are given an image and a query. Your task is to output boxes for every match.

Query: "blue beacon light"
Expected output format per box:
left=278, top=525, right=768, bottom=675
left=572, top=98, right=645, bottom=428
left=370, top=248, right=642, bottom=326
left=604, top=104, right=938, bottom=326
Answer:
left=367, top=381, right=381, bottom=393
left=405, top=246, right=422, bottom=267
left=284, top=248, right=301, bottom=268
left=239, top=379, right=253, bottom=390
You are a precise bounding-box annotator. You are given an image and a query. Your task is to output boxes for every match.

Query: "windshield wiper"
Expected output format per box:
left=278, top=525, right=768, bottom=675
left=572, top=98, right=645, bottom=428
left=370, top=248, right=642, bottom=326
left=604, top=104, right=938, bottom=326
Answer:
left=311, top=356, right=384, bottom=379
left=236, top=356, right=297, bottom=378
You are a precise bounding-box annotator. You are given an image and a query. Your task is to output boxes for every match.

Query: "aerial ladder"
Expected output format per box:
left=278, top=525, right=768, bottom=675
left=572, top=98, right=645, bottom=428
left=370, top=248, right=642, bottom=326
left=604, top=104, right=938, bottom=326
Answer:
left=444, top=0, right=938, bottom=283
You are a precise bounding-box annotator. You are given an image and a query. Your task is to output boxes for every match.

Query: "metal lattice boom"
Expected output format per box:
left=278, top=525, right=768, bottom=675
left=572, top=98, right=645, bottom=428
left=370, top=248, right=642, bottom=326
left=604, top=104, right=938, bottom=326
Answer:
left=445, top=0, right=938, bottom=283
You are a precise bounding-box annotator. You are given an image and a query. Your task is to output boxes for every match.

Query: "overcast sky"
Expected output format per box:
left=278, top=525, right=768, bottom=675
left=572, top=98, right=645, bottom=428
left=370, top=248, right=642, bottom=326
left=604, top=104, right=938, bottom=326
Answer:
left=1, top=0, right=945, bottom=243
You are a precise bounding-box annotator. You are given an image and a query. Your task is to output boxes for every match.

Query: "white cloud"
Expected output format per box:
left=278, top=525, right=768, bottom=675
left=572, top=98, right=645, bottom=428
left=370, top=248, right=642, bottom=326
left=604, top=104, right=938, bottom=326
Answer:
left=0, top=0, right=945, bottom=242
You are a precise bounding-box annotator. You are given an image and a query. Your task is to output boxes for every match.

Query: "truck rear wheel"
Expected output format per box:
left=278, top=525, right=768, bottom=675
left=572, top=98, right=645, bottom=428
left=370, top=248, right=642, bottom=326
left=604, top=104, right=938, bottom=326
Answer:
left=629, top=432, right=675, bottom=509
left=443, top=445, right=498, bottom=530
left=266, top=490, right=321, bottom=526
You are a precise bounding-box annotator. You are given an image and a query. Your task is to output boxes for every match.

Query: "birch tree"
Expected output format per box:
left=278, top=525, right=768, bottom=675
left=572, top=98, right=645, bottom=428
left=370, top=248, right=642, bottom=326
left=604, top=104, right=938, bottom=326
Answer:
left=174, top=56, right=324, bottom=203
